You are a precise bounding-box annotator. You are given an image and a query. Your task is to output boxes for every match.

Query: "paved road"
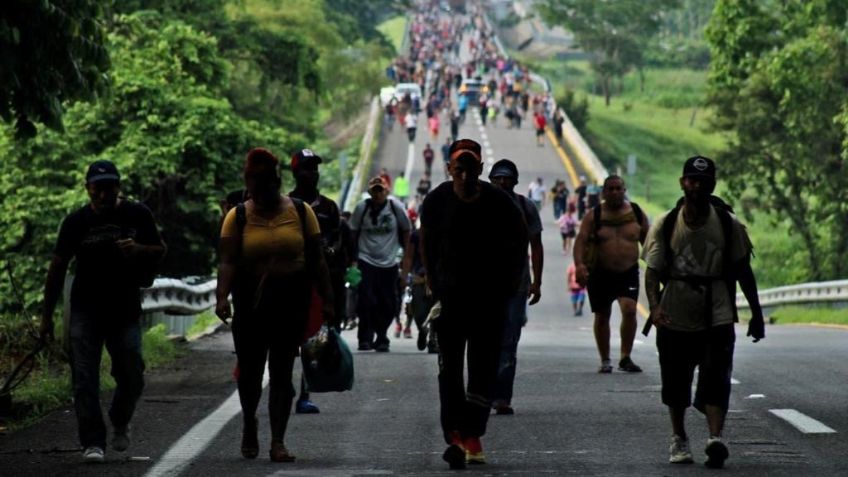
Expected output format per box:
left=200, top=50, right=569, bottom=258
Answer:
left=4, top=84, right=847, bottom=477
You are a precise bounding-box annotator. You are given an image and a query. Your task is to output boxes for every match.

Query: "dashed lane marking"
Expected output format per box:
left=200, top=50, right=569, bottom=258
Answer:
left=769, top=409, right=837, bottom=434
left=404, top=142, right=415, bottom=182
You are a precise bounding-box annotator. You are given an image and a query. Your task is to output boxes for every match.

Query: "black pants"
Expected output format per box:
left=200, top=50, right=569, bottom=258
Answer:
left=356, top=261, right=399, bottom=347
left=232, top=273, right=309, bottom=442
left=435, top=294, right=506, bottom=443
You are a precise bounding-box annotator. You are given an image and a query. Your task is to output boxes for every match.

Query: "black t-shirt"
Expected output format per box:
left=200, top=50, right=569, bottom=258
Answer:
left=289, top=191, right=345, bottom=271
left=420, top=181, right=528, bottom=299
left=55, top=200, right=162, bottom=318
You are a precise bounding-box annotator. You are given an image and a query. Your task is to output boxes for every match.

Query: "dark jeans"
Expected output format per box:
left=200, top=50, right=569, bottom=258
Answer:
left=356, top=261, right=399, bottom=347
left=410, top=282, right=435, bottom=330
left=435, top=294, right=506, bottom=443
left=70, top=309, right=145, bottom=449
left=232, top=273, right=309, bottom=442
left=493, top=292, right=527, bottom=404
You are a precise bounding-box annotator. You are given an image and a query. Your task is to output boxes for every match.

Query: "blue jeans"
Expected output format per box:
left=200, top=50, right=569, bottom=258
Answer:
left=70, top=310, right=145, bottom=449
left=493, top=292, right=528, bottom=404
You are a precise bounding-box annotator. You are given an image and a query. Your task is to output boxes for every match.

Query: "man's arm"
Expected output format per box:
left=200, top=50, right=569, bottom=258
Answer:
left=40, top=255, right=70, bottom=341
left=737, top=257, right=765, bottom=342
left=528, top=232, right=543, bottom=305
left=215, top=236, right=239, bottom=324
left=643, top=267, right=670, bottom=335
left=572, top=209, right=593, bottom=287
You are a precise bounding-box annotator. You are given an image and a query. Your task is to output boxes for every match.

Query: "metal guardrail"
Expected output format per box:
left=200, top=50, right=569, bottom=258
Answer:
left=142, top=278, right=216, bottom=315
left=736, top=280, right=848, bottom=309
left=342, top=96, right=381, bottom=213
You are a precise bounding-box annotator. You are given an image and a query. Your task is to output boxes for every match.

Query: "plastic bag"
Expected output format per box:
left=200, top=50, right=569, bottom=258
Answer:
left=301, top=325, right=354, bottom=393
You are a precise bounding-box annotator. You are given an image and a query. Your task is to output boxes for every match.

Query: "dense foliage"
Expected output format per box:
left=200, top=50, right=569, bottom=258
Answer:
left=0, top=0, right=405, bottom=315
left=706, top=0, right=848, bottom=280
left=539, top=0, right=680, bottom=105
left=0, top=0, right=110, bottom=138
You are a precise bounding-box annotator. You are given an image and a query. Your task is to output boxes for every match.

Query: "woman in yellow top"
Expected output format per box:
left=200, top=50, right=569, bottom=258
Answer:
left=215, top=148, right=333, bottom=462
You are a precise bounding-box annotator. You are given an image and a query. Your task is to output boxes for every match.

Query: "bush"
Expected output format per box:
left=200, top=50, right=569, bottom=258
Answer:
left=555, top=89, right=590, bottom=133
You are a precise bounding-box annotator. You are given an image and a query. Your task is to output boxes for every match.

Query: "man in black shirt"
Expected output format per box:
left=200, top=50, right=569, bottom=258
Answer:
left=289, top=148, right=349, bottom=414
left=40, top=160, right=166, bottom=463
left=421, top=139, right=528, bottom=469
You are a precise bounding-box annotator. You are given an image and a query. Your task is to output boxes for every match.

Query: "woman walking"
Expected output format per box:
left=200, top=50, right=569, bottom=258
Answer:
left=215, top=148, right=333, bottom=462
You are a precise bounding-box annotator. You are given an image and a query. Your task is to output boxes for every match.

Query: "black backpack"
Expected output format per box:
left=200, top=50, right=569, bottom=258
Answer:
left=590, top=201, right=645, bottom=236
left=660, top=195, right=739, bottom=323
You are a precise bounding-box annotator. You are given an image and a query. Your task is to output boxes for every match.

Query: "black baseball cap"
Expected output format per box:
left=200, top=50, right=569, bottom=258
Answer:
left=290, top=149, right=323, bottom=173
left=488, top=159, right=519, bottom=181
left=682, top=155, right=716, bottom=179
left=86, top=160, right=120, bottom=184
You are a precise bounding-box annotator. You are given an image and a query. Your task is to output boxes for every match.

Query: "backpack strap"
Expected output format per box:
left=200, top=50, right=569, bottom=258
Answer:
left=630, top=201, right=644, bottom=228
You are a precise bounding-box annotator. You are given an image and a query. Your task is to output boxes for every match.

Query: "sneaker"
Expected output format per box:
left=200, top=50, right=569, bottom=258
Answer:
left=295, top=399, right=320, bottom=414
left=442, top=432, right=466, bottom=470
left=111, top=424, right=131, bottom=452
left=705, top=436, right=729, bottom=469
left=492, top=400, right=514, bottom=415
left=394, top=322, right=402, bottom=338
left=357, top=342, right=373, bottom=351
left=374, top=342, right=390, bottom=352
left=598, top=363, right=613, bottom=374
left=82, top=446, right=105, bottom=463
left=403, top=327, right=413, bottom=339
left=464, top=436, right=485, bottom=464
left=618, top=357, right=643, bottom=373
left=417, top=326, right=428, bottom=351
left=669, top=435, right=694, bottom=464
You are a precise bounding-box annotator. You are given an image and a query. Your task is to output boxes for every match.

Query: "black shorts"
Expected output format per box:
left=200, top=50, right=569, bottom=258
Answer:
left=560, top=230, right=576, bottom=240
left=656, top=324, right=736, bottom=412
left=586, top=265, right=639, bottom=312
left=535, top=128, right=545, bottom=137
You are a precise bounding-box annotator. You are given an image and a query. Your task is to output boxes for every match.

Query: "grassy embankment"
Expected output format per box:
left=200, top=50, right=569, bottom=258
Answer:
left=537, top=60, right=847, bottom=324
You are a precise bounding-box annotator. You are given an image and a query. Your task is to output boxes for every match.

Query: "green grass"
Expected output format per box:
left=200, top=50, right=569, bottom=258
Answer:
left=186, top=310, right=220, bottom=339
left=3, top=322, right=182, bottom=431
left=377, top=16, right=407, bottom=54
left=739, top=305, right=848, bottom=326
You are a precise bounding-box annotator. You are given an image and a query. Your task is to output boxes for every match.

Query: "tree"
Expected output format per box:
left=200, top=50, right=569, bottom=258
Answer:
left=0, top=0, right=110, bottom=138
left=538, top=0, right=679, bottom=105
left=706, top=0, right=848, bottom=280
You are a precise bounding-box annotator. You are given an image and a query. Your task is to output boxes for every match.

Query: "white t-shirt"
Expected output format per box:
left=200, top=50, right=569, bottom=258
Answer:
left=642, top=205, right=752, bottom=331
left=350, top=198, right=411, bottom=268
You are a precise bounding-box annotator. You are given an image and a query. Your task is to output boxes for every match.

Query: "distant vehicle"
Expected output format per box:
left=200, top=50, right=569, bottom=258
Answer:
left=459, top=77, right=484, bottom=104
left=394, top=82, right=422, bottom=102
left=380, top=86, right=396, bottom=107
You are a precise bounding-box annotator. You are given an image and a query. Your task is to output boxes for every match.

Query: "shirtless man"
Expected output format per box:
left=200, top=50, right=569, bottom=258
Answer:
left=573, top=175, right=649, bottom=373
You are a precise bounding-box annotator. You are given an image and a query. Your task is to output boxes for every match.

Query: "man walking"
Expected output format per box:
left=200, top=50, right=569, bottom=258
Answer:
left=423, top=143, right=435, bottom=176
left=487, top=159, right=543, bottom=415
left=573, top=175, right=649, bottom=373
left=289, top=148, right=349, bottom=413
left=643, top=156, right=764, bottom=468
left=39, top=160, right=167, bottom=463
left=350, top=176, right=411, bottom=352
left=421, top=139, right=528, bottom=469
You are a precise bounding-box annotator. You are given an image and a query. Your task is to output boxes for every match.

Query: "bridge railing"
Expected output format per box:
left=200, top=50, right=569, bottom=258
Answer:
left=736, top=280, right=848, bottom=310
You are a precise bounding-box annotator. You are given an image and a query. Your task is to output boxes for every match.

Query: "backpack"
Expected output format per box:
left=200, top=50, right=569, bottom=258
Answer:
left=660, top=195, right=738, bottom=323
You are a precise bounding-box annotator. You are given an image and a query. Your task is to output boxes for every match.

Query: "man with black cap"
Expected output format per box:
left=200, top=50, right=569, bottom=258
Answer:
left=289, top=148, right=351, bottom=414
left=487, top=159, right=544, bottom=415
left=643, top=155, right=765, bottom=468
left=420, top=139, right=528, bottom=469
left=349, top=175, right=411, bottom=352
left=39, top=160, right=167, bottom=463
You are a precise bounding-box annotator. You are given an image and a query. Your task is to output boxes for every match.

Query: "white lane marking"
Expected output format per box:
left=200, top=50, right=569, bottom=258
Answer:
left=144, top=371, right=270, bottom=477
left=633, top=339, right=644, bottom=346
left=746, top=394, right=766, bottom=399
left=485, top=148, right=494, bottom=157
left=770, top=409, right=837, bottom=434
left=404, top=142, right=415, bottom=183
left=731, top=378, right=741, bottom=385
left=480, top=132, right=488, bottom=141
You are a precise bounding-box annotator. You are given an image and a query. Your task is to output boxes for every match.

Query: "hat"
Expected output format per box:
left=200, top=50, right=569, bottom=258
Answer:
left=244, top=148, right=280, bottom=178
left=290, top=148, right=323, bottom=173
left=86, top=160, right=120, bottom=184
left=682, top=155, right=716, bottom=179
left=448, top=138, right=482, bottom=164
left=488, top=159, right=518, bottom=181
left=367, top=176, right=387, bottom=191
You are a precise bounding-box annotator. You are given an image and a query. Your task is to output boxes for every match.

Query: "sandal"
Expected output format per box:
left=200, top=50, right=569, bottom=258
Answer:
left=598, top=364, right=613, bottom=374
left=269, top=441, right=296, bottom=462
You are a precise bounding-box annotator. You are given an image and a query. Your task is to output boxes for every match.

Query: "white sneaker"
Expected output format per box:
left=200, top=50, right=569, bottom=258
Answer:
left=705, top=436, right=729, bottom=468
left=669, top=435, right=694, bottom=464
left=83, top=446, right=105, bottom=463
